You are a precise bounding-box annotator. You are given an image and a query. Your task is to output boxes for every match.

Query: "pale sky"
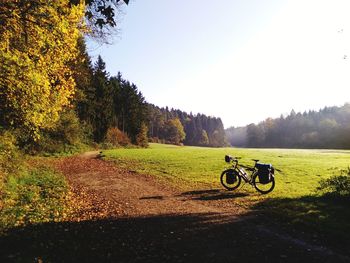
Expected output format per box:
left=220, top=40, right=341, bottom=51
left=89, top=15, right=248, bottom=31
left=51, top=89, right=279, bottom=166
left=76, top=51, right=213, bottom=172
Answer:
left=88, top=0, right=350, bottom=128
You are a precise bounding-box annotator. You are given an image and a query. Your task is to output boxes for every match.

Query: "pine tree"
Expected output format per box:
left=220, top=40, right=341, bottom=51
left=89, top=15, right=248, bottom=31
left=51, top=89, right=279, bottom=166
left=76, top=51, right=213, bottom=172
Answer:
left=74, top=37, right=95, bottom=125
left=92, top=55, right=113, bottom=142
left=112, top=73, right=148, bottom=143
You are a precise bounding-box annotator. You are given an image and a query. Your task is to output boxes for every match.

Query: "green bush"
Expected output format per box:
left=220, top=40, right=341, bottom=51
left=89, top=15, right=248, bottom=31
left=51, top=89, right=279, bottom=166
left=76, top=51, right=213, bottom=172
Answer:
left=0, top=167, right=70, bottom=229
left=34, top=109, right=90, bottom=155
left=317, top=167, right=350, bottom=197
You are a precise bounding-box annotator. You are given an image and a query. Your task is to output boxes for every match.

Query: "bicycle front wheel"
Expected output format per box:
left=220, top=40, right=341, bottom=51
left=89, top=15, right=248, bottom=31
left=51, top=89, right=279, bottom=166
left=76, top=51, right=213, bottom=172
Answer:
left=253, top=173, right=275, bottom=194
left=220, top=169, right=241, bottom=191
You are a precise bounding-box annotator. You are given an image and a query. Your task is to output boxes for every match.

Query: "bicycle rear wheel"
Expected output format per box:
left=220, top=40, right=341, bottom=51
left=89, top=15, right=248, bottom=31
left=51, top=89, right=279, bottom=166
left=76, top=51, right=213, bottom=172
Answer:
left=252, top=173, right=275, bottom=194
left=220, top=169, right=241, bottom=191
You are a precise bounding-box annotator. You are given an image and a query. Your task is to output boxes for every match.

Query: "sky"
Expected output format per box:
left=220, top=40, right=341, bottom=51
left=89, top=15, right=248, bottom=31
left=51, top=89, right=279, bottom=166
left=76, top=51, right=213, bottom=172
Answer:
left=87, top=0, right=350, bottom=128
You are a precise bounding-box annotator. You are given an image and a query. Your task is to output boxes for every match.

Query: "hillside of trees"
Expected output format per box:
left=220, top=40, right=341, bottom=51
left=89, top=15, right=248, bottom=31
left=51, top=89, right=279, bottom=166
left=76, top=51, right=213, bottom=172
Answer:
left=226, top=104, right=350, bottom=149
left=148, top=105, right=228, bottom=147
left=74, top=40, right=228, bottom=148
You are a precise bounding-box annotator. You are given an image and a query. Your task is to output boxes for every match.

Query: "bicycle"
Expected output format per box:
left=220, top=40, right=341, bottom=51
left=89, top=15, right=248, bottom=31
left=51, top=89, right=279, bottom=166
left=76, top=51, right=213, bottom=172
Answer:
left=220, top=155, right=277, bottom=194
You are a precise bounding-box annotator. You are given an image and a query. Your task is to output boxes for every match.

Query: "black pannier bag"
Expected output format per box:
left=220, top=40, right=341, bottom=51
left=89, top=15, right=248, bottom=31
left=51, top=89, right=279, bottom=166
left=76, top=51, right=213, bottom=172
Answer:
left=256, top=163, right=273, bottom=184
left=226, top=170, right=237, bottom=184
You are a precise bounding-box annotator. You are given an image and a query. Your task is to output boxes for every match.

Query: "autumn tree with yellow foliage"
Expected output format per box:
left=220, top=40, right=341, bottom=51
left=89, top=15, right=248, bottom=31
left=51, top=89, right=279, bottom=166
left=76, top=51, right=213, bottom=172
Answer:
left=0, top=0, right=85, bottom=139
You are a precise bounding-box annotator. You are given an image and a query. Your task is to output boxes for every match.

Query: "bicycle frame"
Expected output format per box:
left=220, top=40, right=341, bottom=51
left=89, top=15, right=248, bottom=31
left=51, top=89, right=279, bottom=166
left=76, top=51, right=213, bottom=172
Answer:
left=229, top=158, right=257, bottom=184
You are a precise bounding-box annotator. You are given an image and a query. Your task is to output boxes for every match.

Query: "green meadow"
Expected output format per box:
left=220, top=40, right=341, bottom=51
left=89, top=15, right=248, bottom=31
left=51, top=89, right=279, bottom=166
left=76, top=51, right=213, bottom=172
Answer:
left=104, top=143, right=350, bottom=247
left=104, top=143, right=349, bottom=197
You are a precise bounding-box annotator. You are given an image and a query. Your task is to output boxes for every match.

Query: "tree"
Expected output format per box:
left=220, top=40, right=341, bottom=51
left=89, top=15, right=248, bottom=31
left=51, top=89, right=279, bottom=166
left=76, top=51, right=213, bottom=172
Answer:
left=136, top=123, right=149, bottom=148
left=198, top=130, right=209, bottom=146
left=209, top=118, right=228, bottom=147
left=74, top=37, right=95, bottom=124
left=183, top=117, right=197, bottom=145
left=147, top=104, right=165, bottom=139
left=82, top=0, right=129, bottom=37
left=165, top=118, right=186, bottom=145
left=113, top=74, right=148, bottom=143
left=246, top=124, right=264, bottom=147
left=92, top=55, right=113, bottom=142
left=0, top=1, right=85, bottom=139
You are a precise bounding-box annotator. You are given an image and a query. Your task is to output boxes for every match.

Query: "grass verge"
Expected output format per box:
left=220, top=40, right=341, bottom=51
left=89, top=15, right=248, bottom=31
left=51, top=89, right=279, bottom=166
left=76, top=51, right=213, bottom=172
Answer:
left=0, top=166, right=71, bottom=231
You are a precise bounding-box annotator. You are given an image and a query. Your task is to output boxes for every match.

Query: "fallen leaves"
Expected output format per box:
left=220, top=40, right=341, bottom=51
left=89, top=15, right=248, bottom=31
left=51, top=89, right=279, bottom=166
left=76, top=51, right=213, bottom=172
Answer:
left=53, top=156, right=126, bottom=221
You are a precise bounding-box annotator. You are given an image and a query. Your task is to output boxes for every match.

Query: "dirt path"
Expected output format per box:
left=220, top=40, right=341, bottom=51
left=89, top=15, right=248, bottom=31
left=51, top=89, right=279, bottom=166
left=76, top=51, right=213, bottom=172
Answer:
left=1, top=153, right=349, bottom=262
left=57, top=152, right=245, bottom=219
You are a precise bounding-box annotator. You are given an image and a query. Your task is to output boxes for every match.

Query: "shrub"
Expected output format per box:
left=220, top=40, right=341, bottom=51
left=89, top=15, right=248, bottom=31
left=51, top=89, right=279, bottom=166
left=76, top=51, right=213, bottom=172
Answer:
left=105, top=127, right=130, bottom=147
left=34, top=109, right=88, bottom=154
left=57, top=109, right=82, bottom=145
left=317, top=167, right=350, bottom=197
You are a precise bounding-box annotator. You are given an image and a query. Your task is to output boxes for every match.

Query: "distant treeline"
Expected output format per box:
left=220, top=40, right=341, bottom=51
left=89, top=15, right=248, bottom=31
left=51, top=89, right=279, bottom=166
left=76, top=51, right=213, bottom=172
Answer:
left=148, top=105, right=228, bottom=147
left=226, top=104, right=350, bottom=149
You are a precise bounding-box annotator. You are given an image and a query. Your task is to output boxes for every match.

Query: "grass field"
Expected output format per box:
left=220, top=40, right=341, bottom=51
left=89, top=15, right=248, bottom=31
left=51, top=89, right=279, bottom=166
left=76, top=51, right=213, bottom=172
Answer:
left=104, top=143, right=350, bottom=247
left=104, top=143, right=349, bottom=197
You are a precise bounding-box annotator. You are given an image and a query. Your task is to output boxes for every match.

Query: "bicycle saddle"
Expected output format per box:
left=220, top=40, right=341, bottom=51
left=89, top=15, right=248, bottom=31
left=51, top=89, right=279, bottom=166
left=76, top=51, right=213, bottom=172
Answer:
left=252, top=159, right=259, bottom=162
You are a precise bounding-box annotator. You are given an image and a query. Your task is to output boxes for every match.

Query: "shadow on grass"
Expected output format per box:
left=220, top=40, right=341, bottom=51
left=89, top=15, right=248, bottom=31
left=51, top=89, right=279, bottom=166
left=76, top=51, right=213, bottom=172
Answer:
left=252, top=194, right=350, bottom=252
left=179, top=189, right=249, bottom=201
left=1, top=211, right=346, bottom=263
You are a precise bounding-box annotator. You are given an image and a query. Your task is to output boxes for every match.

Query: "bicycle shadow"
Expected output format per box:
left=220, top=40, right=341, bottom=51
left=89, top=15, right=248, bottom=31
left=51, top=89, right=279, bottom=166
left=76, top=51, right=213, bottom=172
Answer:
left=179, top=189, right=249, bottom=201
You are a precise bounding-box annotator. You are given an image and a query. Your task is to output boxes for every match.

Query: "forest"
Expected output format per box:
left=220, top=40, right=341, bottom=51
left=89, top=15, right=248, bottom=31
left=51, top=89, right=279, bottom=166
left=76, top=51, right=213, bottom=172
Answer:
left=0, top=0, right=227, bottom=154
left=148, top=105, right=228, bottom=147
left=226, top=104, right=350, bottom=149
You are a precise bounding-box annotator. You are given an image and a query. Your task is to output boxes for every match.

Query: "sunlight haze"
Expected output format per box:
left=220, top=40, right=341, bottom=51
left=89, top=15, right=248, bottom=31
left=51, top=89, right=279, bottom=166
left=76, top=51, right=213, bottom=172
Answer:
left=88, top=0, right=350, bottom=128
